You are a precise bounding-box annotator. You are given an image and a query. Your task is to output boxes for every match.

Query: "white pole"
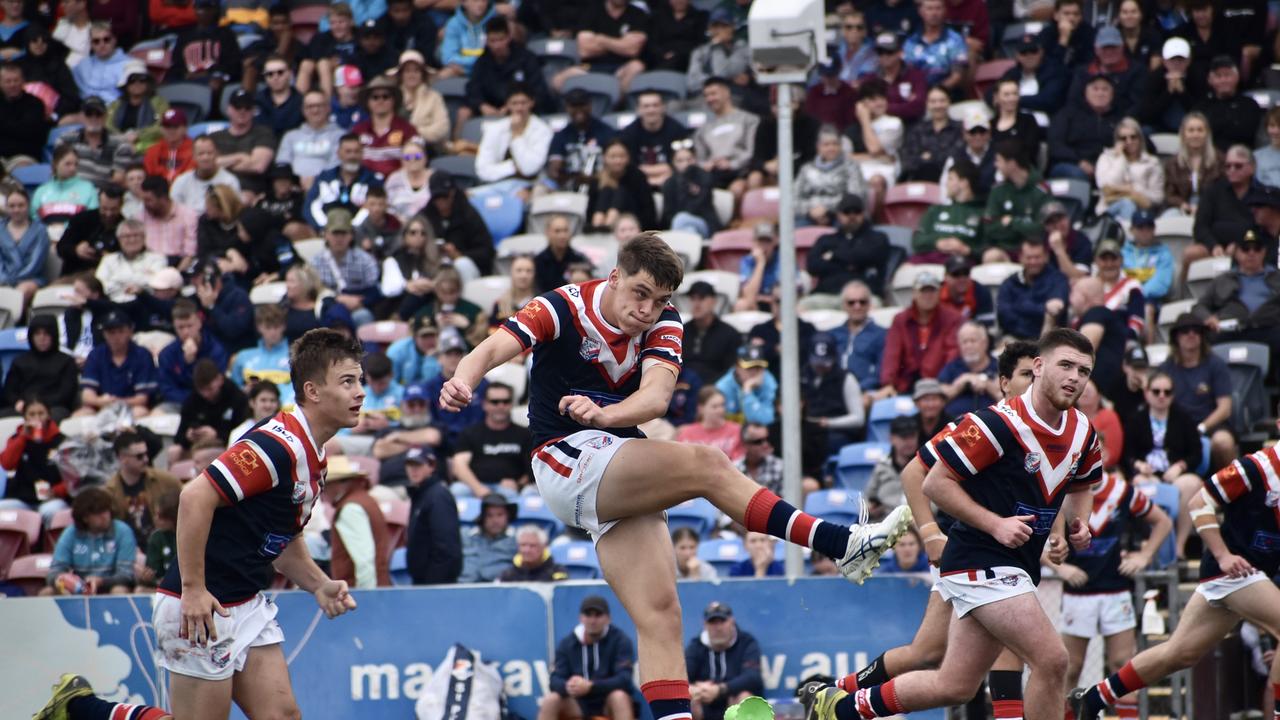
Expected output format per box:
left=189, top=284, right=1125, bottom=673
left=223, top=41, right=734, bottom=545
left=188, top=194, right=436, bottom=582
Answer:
left=775, top=82, right=804, bottom=578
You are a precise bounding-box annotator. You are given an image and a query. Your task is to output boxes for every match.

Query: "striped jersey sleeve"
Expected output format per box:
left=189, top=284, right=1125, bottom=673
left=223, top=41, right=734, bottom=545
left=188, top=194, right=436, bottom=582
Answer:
left=1071, top=428, right=1105, bottom=487
left=500, top=291, right=566, bottom=350
left=935, top=410, right=1002, bottom=481
left=917, top=419, right=961, bottom=468
left=205, top=427, right=298, bottom=504
left=1207, top=456, right=1255, bottom=506
left=1127, top=484, right=1153, bottom=518
left=639, top=305, right=683, bottom=370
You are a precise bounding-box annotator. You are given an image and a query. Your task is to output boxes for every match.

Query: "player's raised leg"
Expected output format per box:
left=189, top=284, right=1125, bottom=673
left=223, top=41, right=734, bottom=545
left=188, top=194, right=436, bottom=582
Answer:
left=33, top=674, right=172, bottom=720
left=230, top=645, right=301, bottom=720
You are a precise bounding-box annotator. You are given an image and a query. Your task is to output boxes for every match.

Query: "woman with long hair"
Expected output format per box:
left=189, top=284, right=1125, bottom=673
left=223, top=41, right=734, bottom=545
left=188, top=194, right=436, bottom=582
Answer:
left=1163, top=111, right=1219, bottom=217
left=990, top=78, right=1042, bottom=162
left=282, top=263, right=354, bottom=342
left=380, top=214, right=442, bottom=315
left=1115, top=0, right=1162, bottom=70
left=0, top=187, right=49, bottom=310
left=1094, top=117, right=1164, bottom=220
left=393, top=50, right=450, bottom=148
left=196, top=183, right=243, bottom=260
left=490, top=254, right=535, bottom=327
left=32, top=145, right=99, bottom=231
left=586, top=139, right=656, bottom=231
left=384, top=136, right=433, bottom=222
left=899, top=86, right=961, bottom=183
left=675, top=386, right=744, bottom=461
left=671, top=526, right=717, bottom=580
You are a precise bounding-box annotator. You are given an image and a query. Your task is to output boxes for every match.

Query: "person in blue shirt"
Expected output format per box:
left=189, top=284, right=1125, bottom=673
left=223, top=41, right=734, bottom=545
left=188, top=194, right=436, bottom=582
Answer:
left=937, top=320, right=1000, bottom=417
left=156, top=299, right=229, bottom=408
left=715, top=345, right=777, bottom=426
left=193, top=261, right=255, bottom=353
left=79, top=309, right=158, bottom=416
left=996, top=236, right=1069, bottom=340
left=422, top=332, right=486, bottom=447
left=829, top=280, right=887, bottom=393
left=352, top=352, right=405, bottom=435
left=877, top=526, right=929, bottom=573
left=1121, top=209, right=1174, bottom=302
left=728, top=532, right=783, bottom=577
left=43, top=487, right=137, bottom=595
left=387, top=314, right=443, bottom=387
left=735, top=222, right=781, bottom=311
left=229, top=305, right=294, bottom=406
left=902, top=0, right=968, bottom=93
left=439, top=0, right=494, bottom=78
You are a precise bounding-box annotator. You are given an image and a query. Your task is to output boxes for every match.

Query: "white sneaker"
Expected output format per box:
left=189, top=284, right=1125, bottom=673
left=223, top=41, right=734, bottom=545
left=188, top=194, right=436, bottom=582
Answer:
left=838, top=505, right=913, bottom=584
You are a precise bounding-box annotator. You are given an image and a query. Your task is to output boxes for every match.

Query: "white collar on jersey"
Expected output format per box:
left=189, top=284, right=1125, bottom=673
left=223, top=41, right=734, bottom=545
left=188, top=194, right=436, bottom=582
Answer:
left=1019, top=386, right=1068, bottom=435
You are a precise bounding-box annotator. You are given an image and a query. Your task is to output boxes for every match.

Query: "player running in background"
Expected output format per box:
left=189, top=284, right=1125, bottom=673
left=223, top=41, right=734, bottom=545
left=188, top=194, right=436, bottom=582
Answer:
left=440, top=233, right=913, bottom=720
left=801, top=328, right=1102, bottom=720
left=1068, top=440, right=1280, bottom=720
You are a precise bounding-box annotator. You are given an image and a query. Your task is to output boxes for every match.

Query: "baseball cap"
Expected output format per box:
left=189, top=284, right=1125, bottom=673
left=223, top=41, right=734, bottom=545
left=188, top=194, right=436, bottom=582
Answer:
left=753, top=221, right=776, bottom=239
left=359, top=18, right=383, bottom=35
left=817, top=54, right=842, bottom=77
left=1094, top=26, right=1122, bottom=47
left=704, top=601, right=733, bottom=621
left=438, top=333, right=467, bottom=354
left=101, top=308, right=132, bottom=329
left=1209, top=54, right=1236, bottom=72
left=580, top=595, right=610, bottom=615
left=1039, top=200, right=1070, bottom=224
left=708, top=7, right=734, bottom=25
left=563, top=88, right=592, bottom=107
left=944, top=255, right=972, bottom=276
left=686, top=280, right=716, bottom=298
left=82, top=96, right=106, bottom=114
left=326, top=207, right=354, bottom=232
left=412, top=314, right=439, bottom=336
left=228, top=87, right=255, bottom=109
left=737, top=345, right=768, bottom=369
left=874, top=32, right=901, bottom=53
left=1239, top=228, right=1267, bottom=250
left=334, top=64, right=364, bottom=88
left=148, top=267, right=184, bottom=291
left=405, top=445, right=435, bottom=465
left=1245, top=184, right=1280, bottom=210
left=267, top=162, right=298, bottom=182
left=1094, top=238, right=1122, bottom=258
left=429, top=170, right=456, bottom=196
left=837, top=193, right=864, bottom=214
left=913, top=378, right=945, bottom=400
left=1162, top=37, right=1191, bottom=61
left=403, top=383, right=429, bottom=403
left=394, top=49, right=427, bottom=72
left=1124, top=344, right=1149, bottom=368
left=889, top=414, right=919, bottom=437
left=160, top=107, right=187, bottom=127
left=963, top=111, right=990, bottom=132
left=809, top=333, right=836, bottom=364
left=1015, top=34, right=1039, bottom=53
left=913, top=270, right=942, bottom=290
left=1131, top=208, right=1156, bottom=227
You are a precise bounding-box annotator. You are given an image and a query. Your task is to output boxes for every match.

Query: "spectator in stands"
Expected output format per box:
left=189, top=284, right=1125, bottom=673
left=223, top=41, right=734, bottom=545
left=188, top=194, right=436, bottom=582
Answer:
left=305, top=132, right=382, bottom=229
left=193, top=261, right=255, bottom=352
left=794, top=126, right=865, bottom=228
left=939, top=256, right=993, bottom=325
left=543, top=595, right=636, bottom=720
left=1066, top=26, right=1142, bottom=115
left=195, top=185, right=245, bottom=264
left=728, top=531, right=782, bottom=578
left=459, top=491, right=516, bottom=582
left=313, top=207, right=379, bottom=326
left=1256, top=108, right=1280, bottom=190
left=913, top=377, right=951, bottom=438
left=72, top=22, right=128, bottom=103
left=685, top=9, right=750, bottom=96
left=1108, top=343, right=1150, bottom=421
left=474, top=84, right=551, bottom=185
left=0, top=63, right=46, bottom=166
left=278, top=90, right=344, bottom=190
left=545, top=88, right=615, bottom=192
left=866, top=0, right=919, bottom=38
left=322, top=456, right=393, bottom=588
left=331, top=65, right=367, bottom=125
left=1092, top=237, right=1146, bottom=339
left=1000, top=34, right=1067, bottom=115
left=371, top=384, right=444, bottom=466
left=941, top=112, right=996, bottom=199
left=1041, top=200, right=1094, bottom=280
left=157, top=299, right=228, bottom=408
left=672, top=526, right=717, bottom=580
left=422, top=170, right=494, bottom=277
left=244, top=6, right=306, bottom=89
left=801, top=331, right=865, bottom=453
left=716, top=345, right=776, bottom=426
left=1195, top=227, right=1280, bottom=359
left=168, top=0, right=241, bottom=109
left=139, top=489, right=177, bottom=586
left=107, top=62, right=166, bottom=150
left=1123, top=369, right=1204, bottom=557
left=803, top=56, right=856, bottom=132
left=2, top=315, right=77, bottom=419
left=534, top=214, right=588, bottom=294
left=403, top=445, right=462, bottom=584
left=460, top=17, right=550, bottom=136
left=1189, top=144, right=1256, bottom=264
left=1049, top=73, right=1123, bottom=182
left=94, top=219, right=165, bottom=303
left=44, top=487, right=136, bottom=595
left=142, top=108, right=194, bottom=184
left=983, top=140, right=1050, bottom=261
left=1195, top=55, right=1262, bottom=153
left=58, top=97, right=133, bottom=187
left=490, top=255, right=535, bottom=326
left=844, top=78, right=902, bottom=196
left=229, top=305, right=292, bottom=405
left=1095, top=118, right=1165, bottom=221
left=734, top=222, right=782, bottom=311
left=938, top=320, right=1000, bottom=417
left=0, top=397, right=66, bottom=517
left=990, top=79, right=1043, bottom=165
left=1040, top=0, right=1093, bottom=71
left=733, top=422, right=783, bottom=496
left=806, top=194, right=888, bottom=297
left=997, top=236, right=1070, bottom=340
left=352, top=76, right=418, bottom=178
left=1163, top=111, right=1219, bottom=219
left=902, top=0, right=967, bottom=93
left=860, top=32, right=925, bottom=124
left=880, top=526, right=928, bottom=573
left=211, top=88, right=277, bottom=186
left=1137, top=37, right=1200, bottom=134
left=1077, top=378, right=1125, bottom=467
left=54, top=0, right=92, bottom=68
left=450, top=381, right=532, bottom=496
left=752, top=90, right=821, bottom=190
left=587, top=139, right=656, bottom=231
left=899, top=87, right=960, bottom=183
left=561, top=0, right=649, bottom=95
left=252, top=54, right=303, bottom=138
left=1158, top=313, right=1236, bottom=469
left=104, top=430, right=181, bottom=545
left=298, top=4, right=358, bottom=97
left=686, top=601, right=763, bottom=719
left=696, top=76, right=758, bottom=201
left=58, top=183, right=123, bottom=276
left=877, top=270, right=961, bottom=396
left=352, top=20, right=398, bottom=89
left=1246, top=184, right=1280, bottom=268
left=834, top=9, right=876, bottom=83
left=646, top=0, right=706, bottom=73
left=661, top=142, right=721, bottom=238
left=0, top=187, right=46, bottom=308
left=375, top=214, right=433, bottom=310
left=745, top=294, right=815, bottom=379
left=32, top=147, right=99, bottom=233
left=387, top=314, right=441, bottom=387
left=439, top=0, right=496, bottom=79
left=352, top=185, right=402, bottom=259
left=620, top=91, right=689, bottom=190
left=830, top=279, right=886, bottom=392
left=424, top=332, right=487, bottom=444
left=499, top=524, right=568, bottom=582
left=1115, top=0, right=1162, bottom=68
left=911, top=160, right=984, bottom=264
left=682, top=280, right=740, bottom=384
left=1122, top=209, right=1175, bottom=304
left=171, top=136, right=240, bottom=214
left=1067, top=276, right=1129, bottom=401
left=677, top=386, right=744, bottom=461
left=140, top=174, right=198, bottom=269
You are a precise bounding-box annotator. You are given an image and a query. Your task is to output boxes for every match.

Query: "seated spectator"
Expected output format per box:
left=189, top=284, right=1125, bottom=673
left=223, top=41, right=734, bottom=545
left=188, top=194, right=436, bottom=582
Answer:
left=378, top=213, right=437, bottom=311
left=876, top=270, right=961, bottom=397
left=911, top=160, right=984, bottom=264
left=229, top=380, right=281, bottom=443
left=387, top=314, right=442, bottom=387
left=695, top=76, right=759, bottom=200
left=902, top=0, right=967, bottom=93
left=673, top=526, right=717, bottom=580
left=534, top=214, right=589, bottom=294
left=157, top=299, right=228, bottom=408
left=686, top=601, right=763, bottom=720
left=352, top=186, right=402, bottom=260
left=1, top=315, right=77, bottom=419
left=899, top=86, right=960, bottom=183
left=352, top=76, right=418, bottom=178
left=198, top=186, right=248, bottom=269
left=322, top=456, right=393, bottom=588
left=716, top=345, right=776, bottom=426
left=750, top=93, right=820, bottom=193
left=617, top=93, right=688, bottom=191
left=167, top=0, right=241, bottom=108
left=370, top=384, right=444, bottom=465
left=865, top=0, right=919, bottom=39
left=449, top=381, right=531, bottom=496
left=939, top=256, right=993, bottom=325
left=43, top=487, right=136, bottom=595
left=140, top=174, right=198, bottom=270
left=58, top=97, right=134, bottom=187
left=72, top=22, right=129, bottom=103
left=313, top=207, right=380, bottom=326
left=1039, top=0, right=1093, bottom=71
left=1187, top=143, right=1255, bottom=271
left=843, top=78, right=902, bottom=195
left=555, top=0, right=648, bottom=95
left=807, top=194, right=887, bottom=298
left=544, top=88, right=615, bottom=192
left=499, top=524, right=568, bottom=582
left=1195, top=55, right=1262, bottom=153
left=171, top=137, right=240, bottom=214
left=1041, top=200, right=1094, bottom=280
left=646, top=0, right=706, bottom=73
left=1109, top=344, right=1151, bottom=424
left=830, top=280, right=886, bottom=392
left=1195, top=228, right=1280, bottom=361
left=834, top=9, right=876, bottom=84
left=938, top=321, right=999, bottom=417
left=1122, top=369, right=1204, bottom=557
left=1048, top=73, right=1122, bottom=182
left=139, top=489, right=178, bottom=587
left=402, top=445, right=462, bottom=585
left=143, top=108, right=194, bottom=183
left=1157, top=313, right=1235, bottom=470
left=279, top=90, right=344, bottom=190
left=735, top=422, right=784, bottom=496
left=1137, top=37, right=1201, bottom=134
left=983, top=140, right=1049, bottom=262
left=587, top=139, right=656, bottom=231
left=682, top=280, right=741, bottom=384
left=490, top=254, right=535, bottom=326
left=422, top=171, right=494, bottom=277
left=940, top=112, right=996, bottom=199
left=58, top=183, right=125, bottom=276
left=438, top=0, right=495, bottom=79
left=211, top=88, right=277, bottom=187
left=172, top=358, right=249, bottom=461
left=305, top=132, right=382, bottom=229
left=0, top=188, right=49, bottom=307
left=1066, top=26, right=1142, bottom=115
left=1066, top=276, right=1129, bottom=401
left=0, top=398, right=67, bottom=518
left=997, top=236, right=1069, bottom=340
left=193, top=261, right=256, bottom=354
left=1095, top=118, right=1164, bottom=222
left=913, top=376, right=951, bottom=438
left=661, top=143, right=721, bottom=238
left=802, top=332, right=864, bottom=454
left=1115, top=0, right=1162, bottom=70
left=423, top=333, right=487, bottom=445
left=860, top=32, right=925, bottom=124
left=243, top=6, right=307, bottom=87
left=543, top=596, right=636, bottom=720
left=459, top=491, right=518, bottom=583
left=804, top=56, right=856, bottom=132
left=1257, top=108, right=1280, bottom=190
left=254, top=54, right=304, bottom=138
left=104, top=431, right=181, bottom=545
left=746, top=294, right=815, bottom=377
left=107, top=62, right=167, bottom=150
left=1122, top=209, right=1175, bottom=305
left=124, top=266, right=183, bottom=335
left=795, top=127, right=865, bottom=228
left=728, top=531, right=782, bottom=578
left=685, top=8, right=750, bottom=97
left=735, top=222, right=781, bottom=311
left=54, top=0, right=93, bottom=68
left=473, top=87, right=552, bottom=187
left=329, top=65, right=367, bottom=130
left=990, top=79, right=1043, bottom=167
left=352, top=18, right=397, bottom=82
left=1247, top=184, right=1280, bottom=268
left=676, top=386, right=744, bottom=461
left=879, top=526, right=928, bottom=573
left=999, top=34, right=1067, bottom=115
left=461, top=16, right=551, bottom=135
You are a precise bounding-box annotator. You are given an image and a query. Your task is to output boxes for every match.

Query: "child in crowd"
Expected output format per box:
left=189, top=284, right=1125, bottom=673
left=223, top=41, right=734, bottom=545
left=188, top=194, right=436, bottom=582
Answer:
left=44, top=488, right=137, bottom=596
left=139, top=489, right=179, bottom=588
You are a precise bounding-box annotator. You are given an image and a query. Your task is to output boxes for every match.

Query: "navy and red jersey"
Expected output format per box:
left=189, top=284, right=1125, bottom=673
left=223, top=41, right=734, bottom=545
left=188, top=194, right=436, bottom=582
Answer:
left=1065, top=472, right=1153, bottom=594
left=159, top=409, right=327, bottom=604
left=1200, top=446, right=1280, bottom=580
left=933, top=391, right=1104, bottom=583
left=916, top=419, right=961, bottom=534
left=500, top=280, right=684, bottom=446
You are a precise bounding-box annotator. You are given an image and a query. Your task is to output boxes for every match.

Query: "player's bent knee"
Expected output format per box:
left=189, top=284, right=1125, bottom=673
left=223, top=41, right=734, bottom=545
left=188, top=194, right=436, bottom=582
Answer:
left=1034, top=643, right=1069, bottom=678
left=259, top=706, right=301, bottom=720
left=937, top=676, right=984, bottom=706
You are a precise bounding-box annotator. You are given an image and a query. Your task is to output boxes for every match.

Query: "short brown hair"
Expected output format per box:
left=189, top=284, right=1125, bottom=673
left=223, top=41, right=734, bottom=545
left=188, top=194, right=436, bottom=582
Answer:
left=172, top=298, right=199, bottom=322
left=193, top=358, right=222, bottom=389
left=290, top=328, right=365, bottom=403
left=71, top=487, right=115, bottom=531
left=617, top=232, right=683, bottom=291
left=254, top=304, right=285, bottom=327
left=154, top=489, right=180, bottom=522
left=1038, top=328, right=1095, bottom=361
left=329, top=2, right=353, bottom=18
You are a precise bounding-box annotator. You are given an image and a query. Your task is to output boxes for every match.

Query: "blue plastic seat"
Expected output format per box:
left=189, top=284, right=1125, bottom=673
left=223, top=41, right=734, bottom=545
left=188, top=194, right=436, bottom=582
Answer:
left=697, top=537, right=746, bottom=575
left=390, top=546, right=412, bottom=586
left=456, top=496, right=482, bottom=528
left=867, top=395, right=919, bottom=443
left=518, top=494, right=564, bottom=539
left=666, top=497, right=720, bottom=537
left=467, top=183, right=526, bottom=242
left=834, top=442, right=891, bottom=493
left=551, top=541, right=601, bottom=579
left=803, top=489, right=863, bottom=527
left=12, top=164, right=51, bottom=192
left=1137, top=482, right=1180, bottom=569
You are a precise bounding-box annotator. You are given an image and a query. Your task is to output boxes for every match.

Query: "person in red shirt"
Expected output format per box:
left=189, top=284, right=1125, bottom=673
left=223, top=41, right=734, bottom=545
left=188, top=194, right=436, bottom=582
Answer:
left=142, top=108, right=194, bottom=183
left=875, top=269, right=962, bottom=397
left=804, top=55, right=857, bottom=131
left=351, top=76, right=419, bottom=177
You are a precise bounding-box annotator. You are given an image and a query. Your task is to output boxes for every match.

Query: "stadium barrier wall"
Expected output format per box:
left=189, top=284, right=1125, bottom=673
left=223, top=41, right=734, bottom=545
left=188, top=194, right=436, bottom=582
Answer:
left=1, top=576, right=943, bottom=720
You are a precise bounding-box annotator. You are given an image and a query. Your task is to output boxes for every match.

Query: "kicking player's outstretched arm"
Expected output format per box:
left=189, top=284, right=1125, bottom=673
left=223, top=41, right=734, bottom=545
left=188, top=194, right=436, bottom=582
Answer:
left=176, top=478, right=228, bottom=646
left=441, top=331, right=524, bottom=411
left=900, top=457, right=946, bottom=565
left=923, top=461, right=1034, bottom=549
left=274, top=537, right=358, bottom=618
left=560, top=359, right=677, bottom=428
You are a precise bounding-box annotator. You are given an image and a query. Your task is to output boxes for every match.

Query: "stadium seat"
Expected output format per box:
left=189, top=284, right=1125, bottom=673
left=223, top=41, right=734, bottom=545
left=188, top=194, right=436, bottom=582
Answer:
left=293, top=237, right=326, bottom=264
left=0, top=507, right=40, bottom=577
left=485, top=360, right=528, bottom=402
left=0, top=327, right=28, bottom=378
left=890, top=263, right=944, bottom=307
left=168, top=460, right=197, bottom=482
left=1144, top=342, right=1169, bottom=367
left=459, top=117, right=489, bottom=144
left=289, top=4, right=326, bottom=42
left=712, top=188, right=734, bottom=226
left=249, top=281, right=287, bottom=306
left=468, top=184, right=526, bottom=241
left=1155, top=299, right=1197, bottom=343
left=528, top=38, right=579, bottom=73
left=462, top=275, right=512, bottom=313
left=132, top=331, right=175, bottom=363
left=13, top=163, right=51, bottom=192
left=1186, top=256, right=1231, bottom=301
left=675, top=270, right=740, bottom=315
left=0, top=416, right=20, bottom=443
left=947, top=99, right=990, bottom=123
left=517, top=494, right=564, bottom=538
left=0, top=286, right=22, bottom=328
left=136, top=413, right=180, bottom=438
left=347, top=455, right=380, bottom=485
left=58, top=415, right=99, bottom=439
left=970, top=261, right=1020, bottom=287
left=868, top=395, right=919, bottom=443
left=562, top=73, right=620, bottom=117
left=603, top=111, right=636, bottom=130
left=973, top=59, right=1014, bottom=98
left=511, top=404, right=529, bottom=427
left=1212, top=342, right=1272, bottom=440
left=434, top=75, right=468, bottom=124
left=380, top=499, right=412, bottom=550
left=698, top=537, right=746, bottom=575
left=1153, top=214, right=1194, bottom=270
left=800, top=309, right=844, bottom=331
left=881, top=182, right=942, bottom=230
left=868, top=305, right=901, bottom=328
left=433, top=155, right=479, bottom=187
left=389, top=546, right=412, bottom=586
left=1046, top=178, right=1092, bottom=222
left=740, top=187, right=781, bottom=222
left=44, top=508, right=71, bottom=550
left=834, top=442, right=891, bottom=492
left=528, top=192, right=588, bottom=235
left=456, top=496, right=481, bottom=527
left=721, top=310, right=770, bottom=335
left=1135, top=482, right=1179, bottom=569
left=875, top=224, right=913, bottom=255
left=627, top=70, right=688, bottom=107
left=157, top=82, right=211, bottom=123
left=552, top=541, right=601, bottom=579
left=187, top=120, right=228, bottom=139
left=1149, top=133, right=1179, bottom=157
left=128, top=43, right=172, bottom=72
left=707, top=228, right=754, bottom=271
left=658, top=230, right=703, bottom=269
left=44, top=124, right=82, bottom=160
left=794, top=226, right=830, bottom=268
left=666, top=498, right=720, bottom=537
left=29, top=285, right=78, bottom=318
left=6, top=553, right=51, bottom=594
left=495, top=233, right=549, bottom=273
left=803, top=489, right=863, bottom=526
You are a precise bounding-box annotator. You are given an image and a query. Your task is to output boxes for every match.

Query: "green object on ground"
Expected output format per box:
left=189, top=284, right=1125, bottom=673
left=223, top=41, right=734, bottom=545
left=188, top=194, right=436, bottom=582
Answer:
left=724, top=696, right=774, bottom=720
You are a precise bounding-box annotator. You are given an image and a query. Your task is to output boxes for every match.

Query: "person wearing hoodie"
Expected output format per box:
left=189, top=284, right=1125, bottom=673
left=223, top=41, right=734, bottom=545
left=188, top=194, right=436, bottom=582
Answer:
left=156, top=299, right=229, bottom=408
left=1048, top=73, right=1123, bottom=182
left=439, top=0, right=494, bottom=78
left=1, top=314, right=79, bottom=419
left=542, top=595, right=637, bottom=720
left=458, top=491, right=517, bottom=582
left=684, top=601, right=763, bottom=720
left=0, top=398, right=68, bottom=520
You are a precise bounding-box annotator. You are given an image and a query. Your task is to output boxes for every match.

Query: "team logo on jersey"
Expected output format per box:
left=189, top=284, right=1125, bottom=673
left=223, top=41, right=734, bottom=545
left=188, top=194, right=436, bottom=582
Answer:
left=1024, top=452, right=1042, bottom=474
left=230, top=447, right=260, bottom=475
left=451, top=657, right=475, bottom=681
left=584, top=435, right=614, bottom=450
left=996, top=574, right=1022, bottom=587
left=1067, top=451, right=1081, bottom=477
left=211, top=644, right=232, bottom=669
left=579, top=337, right=603, bottom=361
left=959, top=424, right=982, bottom=447
left=258, top=531, right=292, bottom=557
left=291, top=480, right=307, bottom=503
left=566, top=286, right=581, bottom=298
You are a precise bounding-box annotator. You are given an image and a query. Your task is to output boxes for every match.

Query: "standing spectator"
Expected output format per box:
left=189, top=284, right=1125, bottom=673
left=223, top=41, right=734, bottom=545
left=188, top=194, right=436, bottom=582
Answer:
left=352, top=76, right=418, bottom=177
left=475, top=84, right=552, bottom=184
left=498, top=525, right=568, bottom=582
left=728, top=531, right=782, bottom=578
left=172, top=359, right=250, bottom=459
left=682, top=280, right=741, bottom=384
left=278, top=90, right=344, bottom=189
left=71, top=23, right=129, bottom=102
left=157, top=299, right=228, bottom=408
left=794, top=127, right=865, bottom=227
left=983, top=140, right=1050, bottom=262
left=545, top=88, right=615, bottom=192
left=676, top=387, right=744, bottom=461
left=43, top=487, right=136, bottom=595
left=619, top=91, right=689, bottom=189
left=716, top=345, right=777, bottom=426
left=1068, top=276, right=1129, bottom=401
left=140, top=175, right=198, bottom=269
left=1137, top=37, right=1201, bottom=134
left=860, top=32, right=926, bottom=123
left=57, top=96, right=135, bottom=186
left=937, top=321, right=1000, bottom=417
left=1, top=315, right=78, bottom=419
left=1188, top=144, right=1255, bottom=264
left=865, top=415, right=920, bottom=518
left=312, top=207, right=380, bottom=326
left=661, top=143, right=720, bottom=238
left=1122, top=209, right=1175, bottom=304
left=902, top=0, right=968, bottom=93
left=899, top=87, right=961, bottom=183
left=534, top=213, right=588, bottom=293
left=422, top=171, right=494, bottom=277
left=304, top=132, right=382, bottom=228
left=835, top=9, right=877, bottom=83
left=911, top=160, right=984, bottom=263
left=1194, top=55, right=1262, bottom=152
left=322, top=457, right=393, bottom=588
left=95, top=220, right=166, bottom=302
left=999, top=34, right=1067, bottom=115
left=830, top=280, right=886, bottom=392
left=646, top=0, right=706, bottom=73
left=672, top=526, right=717, bottom=580
left=461, top=17, right=551, bottom=133
left=1048, top=73, right=1123, bottom=182
left=556, top=0, right=648, bottom=95
left=686, top=601, right=764, bottom=720
left=142, top=108, right=194, bottom=183
left=404, top=445, right=463, bottom=584
left=254, top=54, right=304, bottom=138
left=58, top=183, right=125, bottom=276
left=997, top=236, right=1070, bottom=339
left=543, top=596, right=636, bottom=720
left=877, top=270, right=962, bottom=396
left=806, top=195, right=888, bottom=296
left=104, top=431, right=182, bottom=546
left=171, top=136, right=240, bottom=213
left=0, top=188, right=48, bottom=308
left=438, top=0, right=495, bottom=79
left=0, top=398, right=66, bottom=518
left=1158, top=313, right=1236, bottom=469
left=78, top=309, right=157, bottom=415
left=685, top=8, right=750, bottom=96
left=1162, top=112, right=1219, bottom=219
left=167, top=0, right=241, bottom=108
left=1095, top=118, right=1164, bottom=221
left=586, top=140, right=656, bottom=231
left=734, top=422, right=783, bottom=495
left=1195, top=229, right=1280, bottom=361
left=458, top=491, right=516, bottom=583
left=695, top=76, right=758, bottom=201
left=1065, top=26, right=1143, bottom=114
left=450, top=382, right=533, bottom=497
left=210, top=88, right=277, bottom=187
left=990, top=79, right=1044, bottom=164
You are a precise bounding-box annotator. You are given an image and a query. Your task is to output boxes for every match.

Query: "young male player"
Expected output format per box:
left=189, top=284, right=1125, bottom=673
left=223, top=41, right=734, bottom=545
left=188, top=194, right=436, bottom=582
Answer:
left=36, top=329, right=367, bottom=720
left=440, top=233, right=913, bottom=720
left=1068, top=440, right=1280, bottom=720
left=801, top=328, right=1102, bottom=720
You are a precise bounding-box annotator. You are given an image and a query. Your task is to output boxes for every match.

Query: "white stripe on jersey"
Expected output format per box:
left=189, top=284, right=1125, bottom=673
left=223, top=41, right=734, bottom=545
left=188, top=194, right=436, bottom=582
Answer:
left=210, top=458, right=249, bottom=501
left=995, top=401, right=1089, bottom=497
left=942, top=435, right=980, bottom=475
left=1212, top=460, right=1251, bottom=501
left=243, top=438, right=281, bottom=491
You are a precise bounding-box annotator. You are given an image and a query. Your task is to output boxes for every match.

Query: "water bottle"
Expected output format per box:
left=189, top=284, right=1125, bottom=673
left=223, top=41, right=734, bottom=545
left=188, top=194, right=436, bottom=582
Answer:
left=1140, top=589, right=1164, bottom=636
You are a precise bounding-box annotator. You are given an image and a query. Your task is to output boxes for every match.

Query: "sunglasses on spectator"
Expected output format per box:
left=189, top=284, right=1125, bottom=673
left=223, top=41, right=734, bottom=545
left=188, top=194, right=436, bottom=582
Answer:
left=370, top=93, right=393, bottom=100
left=843, top=23, right=864, bottom=30
left=124, top=451, right=148, bottom=459
left=91, top=36, right=114, bottom=45
left=402, top=152, right=425, bottom=161
left=844, top=298, right=869, bottom=306
left=264, top=68, right=288, bottom=77
left=1148, top=387, right=1172, bottom=396
left=744, top=437, right=770, bottom=446
left=1225, top=162, right=1248, bottom=170
left=1240, top=244, right=1266, bottom=253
